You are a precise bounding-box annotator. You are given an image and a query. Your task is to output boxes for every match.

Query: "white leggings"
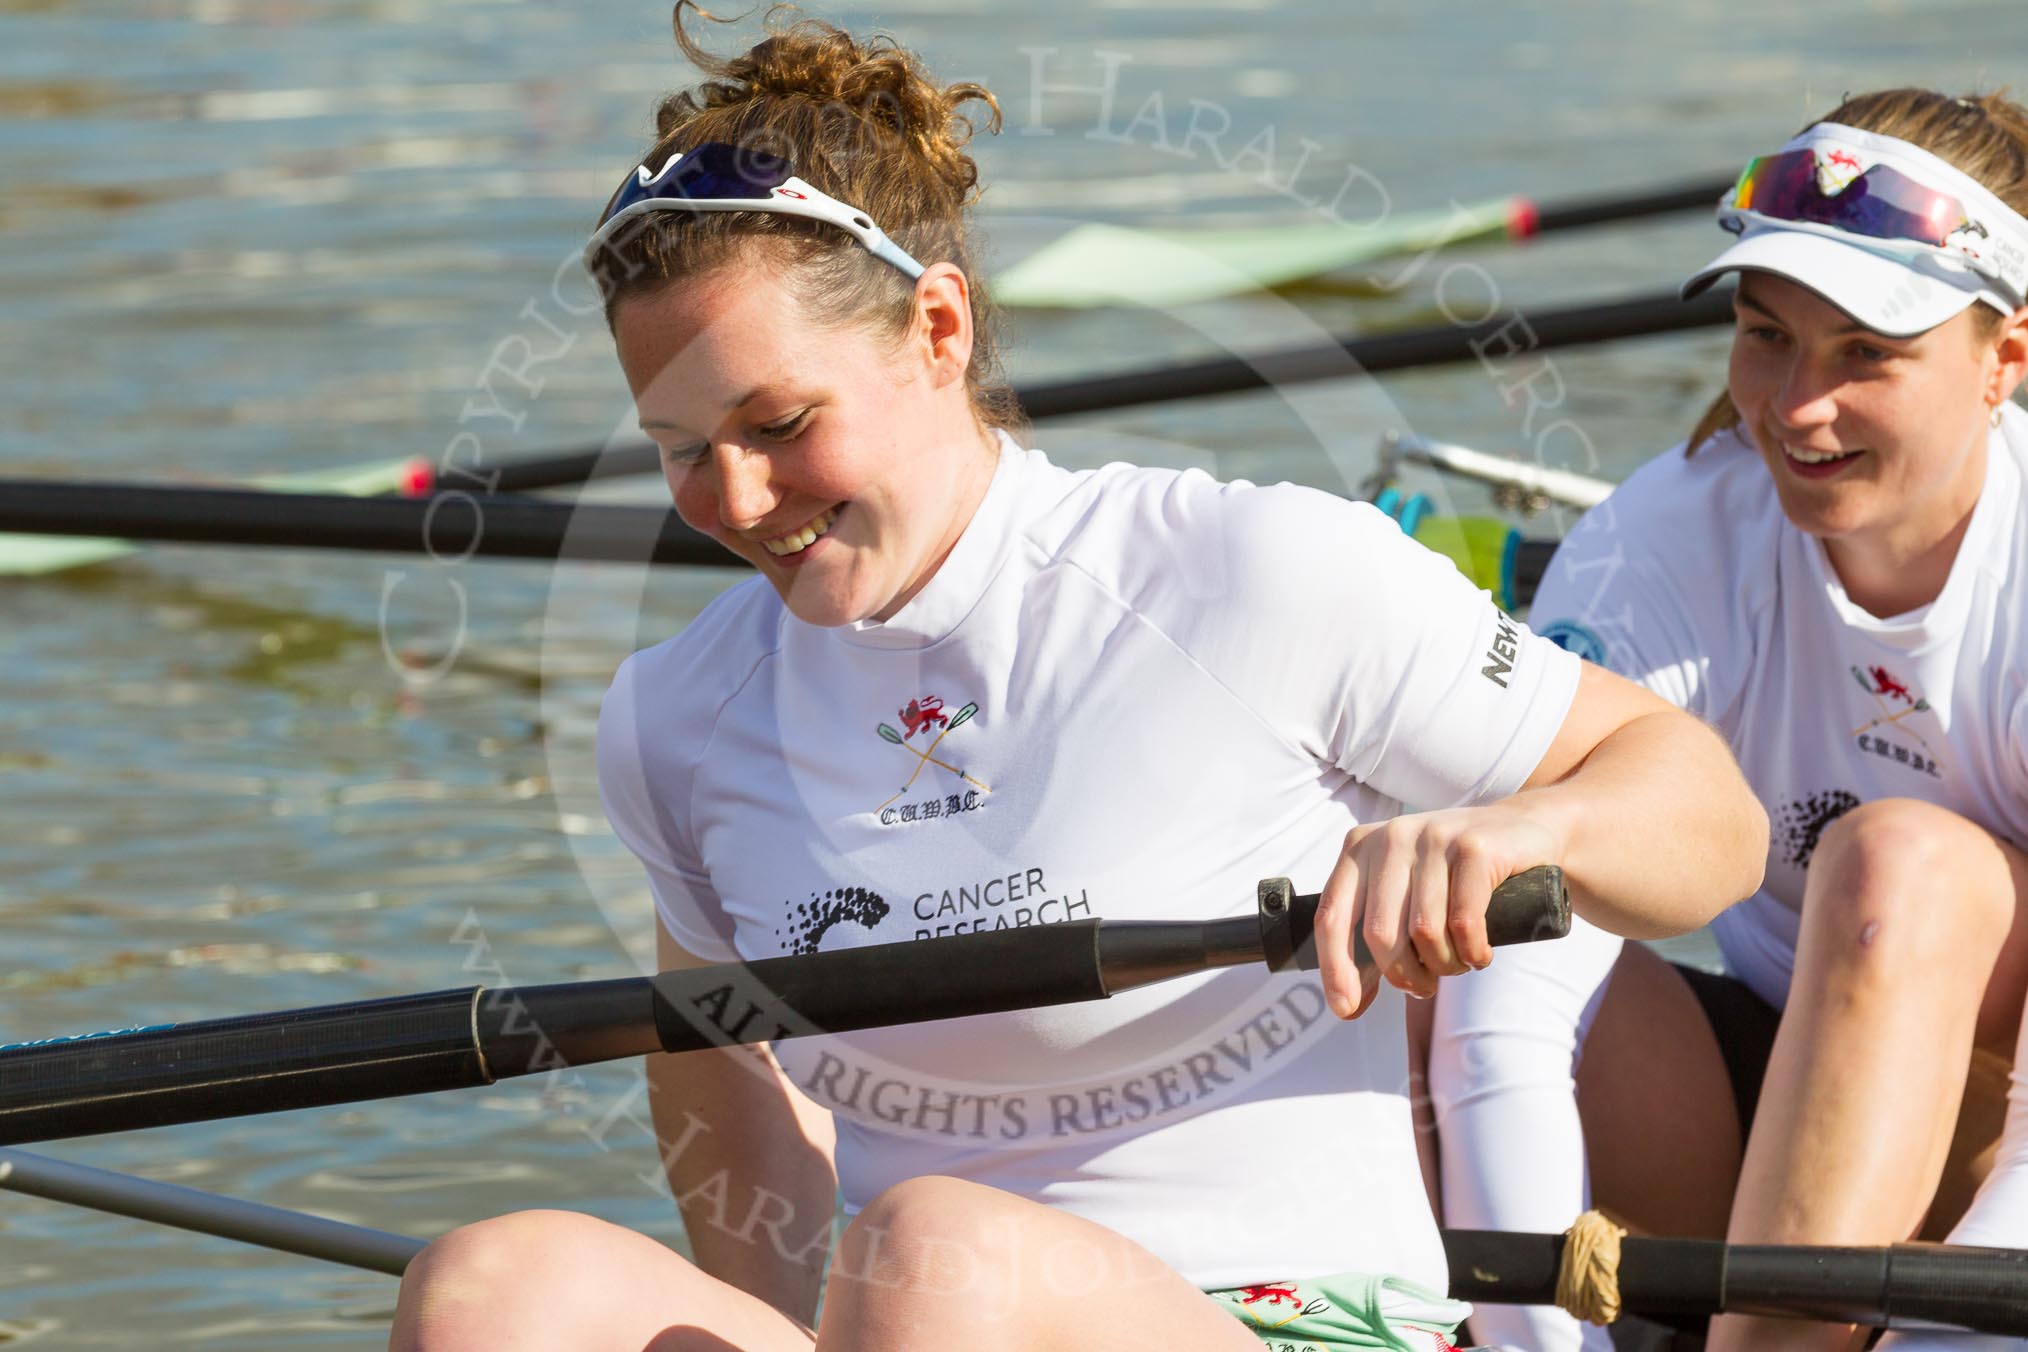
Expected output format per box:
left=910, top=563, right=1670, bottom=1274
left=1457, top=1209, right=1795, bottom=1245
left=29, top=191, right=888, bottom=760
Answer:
left=1428, top=914, right=1622, bottom=1352
left=1429, top=925, right=2028, bottom=1351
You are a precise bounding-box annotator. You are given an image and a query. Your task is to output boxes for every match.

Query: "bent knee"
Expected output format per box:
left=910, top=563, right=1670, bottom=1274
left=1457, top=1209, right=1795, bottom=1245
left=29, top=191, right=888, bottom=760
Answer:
left=836, top=1177, right=1038, bottom=1297
left=1810, top=799, right=2014, bottom=940
left=846, top=1175, right=1013, bottom=1249
left=394, top=1210, right=640, bottom=1347
left=409, top=1208, right=612, bottom=1281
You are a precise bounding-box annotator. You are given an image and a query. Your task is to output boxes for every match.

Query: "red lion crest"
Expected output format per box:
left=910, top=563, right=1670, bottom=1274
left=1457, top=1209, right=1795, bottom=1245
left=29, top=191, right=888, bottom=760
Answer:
left=899, top=696, right=947, bottom=739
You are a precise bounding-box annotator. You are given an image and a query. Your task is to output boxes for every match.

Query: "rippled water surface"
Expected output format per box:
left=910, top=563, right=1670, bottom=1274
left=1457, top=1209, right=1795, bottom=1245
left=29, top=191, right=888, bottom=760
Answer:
left=2, top=0, right=2023, bottom=1343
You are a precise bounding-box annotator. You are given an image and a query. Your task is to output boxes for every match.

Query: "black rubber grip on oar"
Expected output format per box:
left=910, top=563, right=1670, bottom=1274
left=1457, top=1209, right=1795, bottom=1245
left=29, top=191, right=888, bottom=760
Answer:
left=649, top=919, right=1111, bottom=1053
left=0, top=987, right=489, bottom=1147
left=1723, top=1242, right=2028, bottom=1335
left=1878, top=1243, right=2028, bottom=1335
left=1446, top=1231, right=2028, bottom=1336
left=1257, top=863, right=1571, bottom=972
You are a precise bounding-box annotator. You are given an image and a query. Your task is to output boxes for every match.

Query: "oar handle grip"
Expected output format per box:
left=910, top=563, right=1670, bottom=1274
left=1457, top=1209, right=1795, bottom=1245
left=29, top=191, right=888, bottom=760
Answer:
left=1259, top=863, right=1571, bottom=971
left=1449, top=1229, right=2028, bottom=1336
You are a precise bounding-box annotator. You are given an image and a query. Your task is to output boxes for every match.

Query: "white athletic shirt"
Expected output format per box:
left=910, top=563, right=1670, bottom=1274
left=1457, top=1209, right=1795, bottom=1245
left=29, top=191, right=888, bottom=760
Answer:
left=1530, top=406, right=2028, bottom=1006
left=598, top=436, right=1580, bottom=1289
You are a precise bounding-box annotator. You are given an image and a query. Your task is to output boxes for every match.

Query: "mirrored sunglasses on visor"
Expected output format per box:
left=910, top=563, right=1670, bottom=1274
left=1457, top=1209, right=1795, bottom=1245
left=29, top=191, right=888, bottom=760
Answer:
left=586, top=142, right=926, bottom=281
left=1719, top=138, right=2028, bottom=305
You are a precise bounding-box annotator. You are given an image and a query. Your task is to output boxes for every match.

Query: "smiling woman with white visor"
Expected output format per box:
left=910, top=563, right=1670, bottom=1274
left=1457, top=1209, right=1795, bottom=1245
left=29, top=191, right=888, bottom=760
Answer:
left=1427, top=91, right=2028, bottom=1352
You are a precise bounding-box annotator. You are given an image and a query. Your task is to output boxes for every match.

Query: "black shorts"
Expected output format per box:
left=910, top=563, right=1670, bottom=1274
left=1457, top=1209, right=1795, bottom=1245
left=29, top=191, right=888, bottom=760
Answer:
left=1671, top=963, right=1781, bottom=1139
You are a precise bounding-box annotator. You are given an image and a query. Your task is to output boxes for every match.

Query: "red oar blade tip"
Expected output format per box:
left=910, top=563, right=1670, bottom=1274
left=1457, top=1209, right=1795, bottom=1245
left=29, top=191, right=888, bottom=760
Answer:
left=1506, top=197, right=1542, bottom=240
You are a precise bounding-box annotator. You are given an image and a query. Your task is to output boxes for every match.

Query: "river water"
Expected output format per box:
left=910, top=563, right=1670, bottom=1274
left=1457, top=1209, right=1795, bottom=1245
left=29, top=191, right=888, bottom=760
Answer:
left=1, top=0, right=2021, bottom=1344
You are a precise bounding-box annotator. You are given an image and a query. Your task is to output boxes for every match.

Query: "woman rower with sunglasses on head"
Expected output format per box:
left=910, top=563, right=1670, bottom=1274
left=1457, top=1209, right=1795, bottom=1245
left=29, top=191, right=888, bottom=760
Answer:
left=388, top=9, right=1766, bottom=1350
left=1428, top=89, right=2028, bottom=1352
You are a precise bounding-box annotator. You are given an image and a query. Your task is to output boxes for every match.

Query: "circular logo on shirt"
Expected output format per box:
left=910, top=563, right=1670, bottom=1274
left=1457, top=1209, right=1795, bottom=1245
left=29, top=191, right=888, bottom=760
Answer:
left=1537, top=618, right=1608, bottom=666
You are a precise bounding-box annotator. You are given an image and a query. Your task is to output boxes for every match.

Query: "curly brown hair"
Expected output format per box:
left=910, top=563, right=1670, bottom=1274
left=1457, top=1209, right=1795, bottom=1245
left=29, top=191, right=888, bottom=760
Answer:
left=588, top=3, right=1016, bottom=431
left=1688, top=88, right=2028, bottom=453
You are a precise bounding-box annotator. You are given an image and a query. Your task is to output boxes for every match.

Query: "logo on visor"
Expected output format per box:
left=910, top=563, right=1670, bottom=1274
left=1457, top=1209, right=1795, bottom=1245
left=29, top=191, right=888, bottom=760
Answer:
left=1818, top=149, right=1864, bottom=195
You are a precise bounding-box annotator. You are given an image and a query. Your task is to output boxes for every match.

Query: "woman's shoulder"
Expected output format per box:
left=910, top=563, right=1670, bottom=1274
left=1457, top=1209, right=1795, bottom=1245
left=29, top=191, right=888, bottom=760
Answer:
left=601, top=576, right=785, bottom=754
left=1037, top=458, right=1389, bottom=577
left=1555, top=428, right=1783, bottom=581
left=1606, top=427, right=1779, bottom=533
left=1027, top=458, right=1439, bottom=653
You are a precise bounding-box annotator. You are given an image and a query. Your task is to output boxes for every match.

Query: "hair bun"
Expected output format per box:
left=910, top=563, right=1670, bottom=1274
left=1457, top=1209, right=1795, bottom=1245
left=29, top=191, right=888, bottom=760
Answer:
left=600, top=5, right=1018, bottom=435
left=659, top=3, right=1001, bottom=210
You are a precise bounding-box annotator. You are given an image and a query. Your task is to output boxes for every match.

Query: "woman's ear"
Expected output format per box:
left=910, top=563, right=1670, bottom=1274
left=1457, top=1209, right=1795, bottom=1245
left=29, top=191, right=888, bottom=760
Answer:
left=912, top=262, right=974, bottom=390
left=1987, top=303, right=2028, bottom=408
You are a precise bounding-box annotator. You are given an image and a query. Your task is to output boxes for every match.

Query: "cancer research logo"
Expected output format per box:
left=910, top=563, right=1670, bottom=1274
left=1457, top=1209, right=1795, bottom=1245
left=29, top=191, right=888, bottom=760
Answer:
left=1537, top=618, right=1608, bottom=666
left=874, top=692, right=993, bottom=824
left=775, top=885, right=890, bottom=956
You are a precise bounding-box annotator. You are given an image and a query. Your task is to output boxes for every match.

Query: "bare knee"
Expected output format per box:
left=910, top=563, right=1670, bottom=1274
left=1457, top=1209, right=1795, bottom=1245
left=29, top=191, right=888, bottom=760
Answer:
left=829, top=1177, right=1187, bottom=1346
left=393, top=1210, right=637, bottom=1351
left=1808, top=799, right=2014, bottom=953
left=834, top=1176, right=1013, bottom=1295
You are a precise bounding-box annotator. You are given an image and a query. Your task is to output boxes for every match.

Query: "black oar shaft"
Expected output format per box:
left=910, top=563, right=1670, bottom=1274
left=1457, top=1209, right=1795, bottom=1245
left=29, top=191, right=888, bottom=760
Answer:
left=1016, top=287, right=1736, bottom=421
left=0, top=290, right=1732, bottom=534
left=0, top=480, right=735, bottom=567
left=0, top=478, right=1561, bottom=608
left=0, top=870, right=1566, bottom=1146
left=1526, top=175, right=1733, bottom=234
left=1448, top=1230, right=2028, bottom=1336
left=0, top=987, right=493, bottom=1146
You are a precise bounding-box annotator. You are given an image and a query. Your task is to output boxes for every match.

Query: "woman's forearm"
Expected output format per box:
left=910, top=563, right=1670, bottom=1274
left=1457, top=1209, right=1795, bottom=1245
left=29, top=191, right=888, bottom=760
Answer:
left=648, top=1042, right=838, bottom=1325
left=1522, top=708, right=1768, bottom=938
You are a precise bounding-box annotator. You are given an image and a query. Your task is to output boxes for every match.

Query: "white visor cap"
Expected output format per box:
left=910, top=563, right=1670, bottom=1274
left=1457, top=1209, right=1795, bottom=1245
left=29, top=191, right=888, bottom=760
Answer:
left=1683, top=123, right=2027, bottom=337
left=1682, top=223, right=2001, bottom=336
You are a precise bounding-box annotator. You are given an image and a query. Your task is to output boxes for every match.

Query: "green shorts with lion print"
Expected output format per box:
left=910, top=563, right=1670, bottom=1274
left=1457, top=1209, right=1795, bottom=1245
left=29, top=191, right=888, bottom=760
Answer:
left=1205, top=1270, right=1472, bottom=1352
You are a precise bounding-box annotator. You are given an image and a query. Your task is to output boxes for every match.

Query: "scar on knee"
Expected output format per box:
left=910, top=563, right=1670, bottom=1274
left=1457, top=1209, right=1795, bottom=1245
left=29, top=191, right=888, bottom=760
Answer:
left=1858, top=919, right=1881, bottom=948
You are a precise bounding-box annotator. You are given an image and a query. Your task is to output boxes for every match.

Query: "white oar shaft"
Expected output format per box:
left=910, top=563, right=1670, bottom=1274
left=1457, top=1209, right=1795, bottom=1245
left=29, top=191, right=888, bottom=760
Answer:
left=1386, top=432, right=1615, bottom=510
left=0, top=1148, right=425, bottom=1276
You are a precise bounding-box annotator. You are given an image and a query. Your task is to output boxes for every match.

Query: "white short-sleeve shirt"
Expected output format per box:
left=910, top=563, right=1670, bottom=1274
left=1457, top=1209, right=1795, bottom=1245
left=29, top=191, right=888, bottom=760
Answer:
left=1530, top=408, right=2028, bottom=1006
left=598, top=437, right=1580, bottom=1288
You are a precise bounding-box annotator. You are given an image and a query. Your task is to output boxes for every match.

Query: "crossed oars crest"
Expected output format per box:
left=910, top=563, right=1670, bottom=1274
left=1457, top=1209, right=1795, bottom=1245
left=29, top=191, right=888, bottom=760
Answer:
left=1848, top=664, right=1943, bottom=764
left=875, top=699, right=991, bottom=812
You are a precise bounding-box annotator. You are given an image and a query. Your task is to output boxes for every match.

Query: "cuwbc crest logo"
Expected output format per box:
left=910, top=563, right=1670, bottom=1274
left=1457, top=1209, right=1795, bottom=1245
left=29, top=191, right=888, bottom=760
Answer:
left=873, top=693, right=993, bottom=821
left=1848, top=663, right=1944, bottom=777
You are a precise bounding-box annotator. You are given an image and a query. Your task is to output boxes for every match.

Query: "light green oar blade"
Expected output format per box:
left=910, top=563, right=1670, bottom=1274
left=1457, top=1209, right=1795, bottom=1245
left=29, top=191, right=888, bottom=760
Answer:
left=256, top=458, right=430, bottom=497
left=990, top=196, right=1516, bottom=309
left=0, top=536, right=144, bottom=576
left=0, top=455, right=431, bottom=577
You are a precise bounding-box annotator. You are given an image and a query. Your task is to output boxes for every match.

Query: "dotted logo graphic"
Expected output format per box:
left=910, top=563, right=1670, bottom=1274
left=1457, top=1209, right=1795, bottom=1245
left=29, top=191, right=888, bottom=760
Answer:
left=1777, top=789, right=1860, bottom=868
left=776, top=886, right=890, bottom=955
